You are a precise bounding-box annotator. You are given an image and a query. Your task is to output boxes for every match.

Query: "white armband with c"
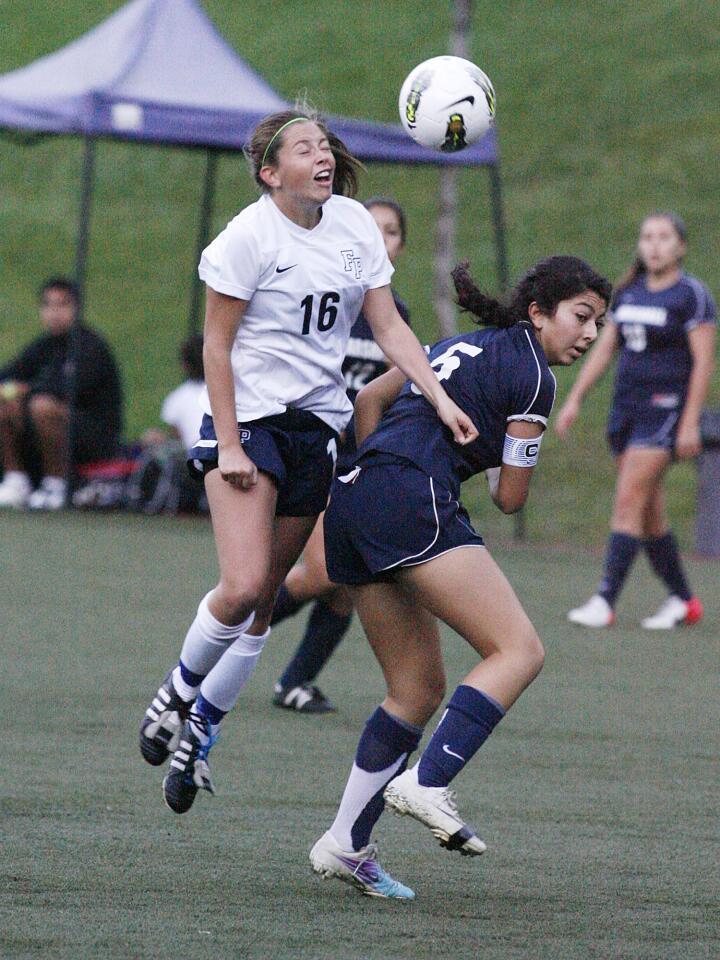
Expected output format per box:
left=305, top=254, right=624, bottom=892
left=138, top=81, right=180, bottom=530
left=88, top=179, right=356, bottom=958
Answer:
left=502, top=433, right=543, bottom=468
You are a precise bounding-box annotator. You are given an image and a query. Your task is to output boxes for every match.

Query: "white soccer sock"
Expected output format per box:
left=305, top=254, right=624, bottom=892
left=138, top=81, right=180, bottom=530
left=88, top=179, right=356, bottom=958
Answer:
left=329, top=755, right=407, bottom=852
left=198, top=628, right=270, bottom=713
left=174, top=593, right=255, bottom=700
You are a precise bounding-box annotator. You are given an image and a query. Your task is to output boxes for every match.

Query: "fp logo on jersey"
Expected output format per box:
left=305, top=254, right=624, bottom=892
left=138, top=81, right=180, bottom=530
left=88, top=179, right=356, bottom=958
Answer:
left=341, top=249, right=363, bottom=279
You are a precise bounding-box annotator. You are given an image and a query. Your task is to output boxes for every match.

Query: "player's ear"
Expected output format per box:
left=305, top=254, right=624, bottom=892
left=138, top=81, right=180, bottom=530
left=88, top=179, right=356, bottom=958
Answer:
left=259, top=165, right=280, bottom=190
left=527, top=301, right=546, bottom=331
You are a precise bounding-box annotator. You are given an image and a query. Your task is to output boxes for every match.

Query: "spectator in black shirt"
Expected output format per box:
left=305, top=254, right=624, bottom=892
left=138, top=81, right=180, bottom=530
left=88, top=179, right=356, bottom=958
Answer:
left=0, top=277, right=123, bottom=510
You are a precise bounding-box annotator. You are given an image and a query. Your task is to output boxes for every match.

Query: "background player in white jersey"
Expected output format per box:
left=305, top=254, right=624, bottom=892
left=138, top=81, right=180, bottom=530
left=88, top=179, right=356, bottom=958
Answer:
left=138, top=108, right=478, bottom=814
left=557, top=213, right=716, bottom=629
left=310, top=256, right=611, bottom=898
left=270, top=197, right=410, bottom=714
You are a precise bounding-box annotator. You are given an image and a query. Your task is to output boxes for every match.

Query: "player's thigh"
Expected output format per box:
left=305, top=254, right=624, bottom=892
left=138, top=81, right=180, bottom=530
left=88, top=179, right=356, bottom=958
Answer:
left=612, top=447, right=670, bottom=521
left=205, top=468, right=278, bottom=596
left=296, top=510, right=335, bottom=593
left=398, top=546, right=538, bottom=661
left=351, top=581, right=445, bottom=716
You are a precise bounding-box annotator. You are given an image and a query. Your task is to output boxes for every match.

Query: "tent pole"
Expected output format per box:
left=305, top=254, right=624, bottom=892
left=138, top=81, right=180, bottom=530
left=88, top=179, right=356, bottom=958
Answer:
left=189, top=148, right=219, bottom=335
left=65, top=136, right=97, bottom=507
left=74, top=136, right=96, bottom=321
left=488, top=163, right=509, bottom=295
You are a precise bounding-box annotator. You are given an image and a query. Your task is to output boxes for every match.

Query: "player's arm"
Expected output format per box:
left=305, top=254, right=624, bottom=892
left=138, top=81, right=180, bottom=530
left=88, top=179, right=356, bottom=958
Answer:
left=486, top=420, right=544, bottom=514
left=675, top=321, right=716, bottom=459
left=203, top=287, right=257, bottom=488
left=353, top=366, right=407, bottom=446
left=554, top=321, right=619, bottom=439
left=362, top=285, right=478, bottom=445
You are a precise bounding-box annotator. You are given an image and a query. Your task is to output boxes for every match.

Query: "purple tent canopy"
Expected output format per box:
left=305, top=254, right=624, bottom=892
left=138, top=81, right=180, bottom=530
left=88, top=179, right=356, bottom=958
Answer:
left=0, top=0, right=508, bottom=335
left=0, top=0, right=498, bottom=166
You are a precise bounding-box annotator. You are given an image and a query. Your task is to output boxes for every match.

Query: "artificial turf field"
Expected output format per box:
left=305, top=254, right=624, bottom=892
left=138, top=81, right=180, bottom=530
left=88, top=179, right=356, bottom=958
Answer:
left=2, top=509, right=718, bottom=960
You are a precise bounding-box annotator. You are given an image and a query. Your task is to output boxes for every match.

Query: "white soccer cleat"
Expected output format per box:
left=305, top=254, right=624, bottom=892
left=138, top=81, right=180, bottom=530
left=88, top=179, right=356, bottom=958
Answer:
left=310, top=831, right=415, bottom=899
left=383, top=767, right=486, bottom=856
left=641, top=595, right=703, bottom=630
left=27, top=477, right=67, bottom=511
left=0, top=471, right=31, bottom=509
left=567, top=594, right=615, bottom=628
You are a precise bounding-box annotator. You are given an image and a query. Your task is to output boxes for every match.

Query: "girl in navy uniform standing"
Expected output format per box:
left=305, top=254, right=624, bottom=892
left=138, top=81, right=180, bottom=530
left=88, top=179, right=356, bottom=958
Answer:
left=309, top=256, right=611, bottom=899
left=138, top=110, right=477, bottom=815
left=271, top=197, right=410, bottom=713
left=558, top=213, right=716, bottom=629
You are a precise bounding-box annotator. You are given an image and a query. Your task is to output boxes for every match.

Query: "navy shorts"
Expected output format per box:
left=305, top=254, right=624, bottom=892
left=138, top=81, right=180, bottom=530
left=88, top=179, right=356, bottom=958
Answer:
left=607, top=400, right=681, bottom=457
left=188, top=410, right=338, bottom=516
left=324, top=453, right=484, bottom=586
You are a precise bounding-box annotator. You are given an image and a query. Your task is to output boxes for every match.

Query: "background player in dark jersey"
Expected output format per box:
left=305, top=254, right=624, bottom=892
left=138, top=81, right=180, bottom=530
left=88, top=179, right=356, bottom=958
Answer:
left=557, top=213, right=717, bottom=629
left=271, top=197, right=410, bottom=713
left=310, top=256, right=611, bottom=899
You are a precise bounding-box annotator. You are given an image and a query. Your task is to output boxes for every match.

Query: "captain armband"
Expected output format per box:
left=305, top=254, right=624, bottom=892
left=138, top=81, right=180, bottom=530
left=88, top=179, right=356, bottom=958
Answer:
left=502, top=432, right=543, bottom=468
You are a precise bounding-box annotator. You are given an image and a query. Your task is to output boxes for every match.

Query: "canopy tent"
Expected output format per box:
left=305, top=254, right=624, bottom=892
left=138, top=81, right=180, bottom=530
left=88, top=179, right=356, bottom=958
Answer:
left=0, top=0, right=507, bottom=328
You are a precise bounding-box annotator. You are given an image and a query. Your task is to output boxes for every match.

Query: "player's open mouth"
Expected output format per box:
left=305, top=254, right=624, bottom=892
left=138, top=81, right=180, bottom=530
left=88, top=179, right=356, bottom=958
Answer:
left=314, top=170, right=332, bottom=183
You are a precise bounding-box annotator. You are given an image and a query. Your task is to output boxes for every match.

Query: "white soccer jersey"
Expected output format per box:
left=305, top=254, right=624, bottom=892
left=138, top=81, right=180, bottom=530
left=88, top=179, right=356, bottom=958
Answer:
left=198, top=193, right=394, bottom=433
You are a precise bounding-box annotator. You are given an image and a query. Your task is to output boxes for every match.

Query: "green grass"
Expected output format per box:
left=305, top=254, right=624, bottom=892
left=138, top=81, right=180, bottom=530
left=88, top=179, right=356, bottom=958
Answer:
left=2, top=510, right=718, bottom=959
left=1, top=2, right=719, bottom=546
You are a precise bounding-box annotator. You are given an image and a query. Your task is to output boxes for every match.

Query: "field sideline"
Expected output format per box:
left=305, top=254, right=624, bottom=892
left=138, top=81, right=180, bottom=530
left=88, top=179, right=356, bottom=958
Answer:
left=2, top=510, right=718, bottom=959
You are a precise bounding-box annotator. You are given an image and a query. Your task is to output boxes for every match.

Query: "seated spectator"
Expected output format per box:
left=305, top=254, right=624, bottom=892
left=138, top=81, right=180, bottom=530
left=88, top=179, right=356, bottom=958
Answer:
left=128, top=333, right=207, bottom=515
left=0, top=277, right=123, bottom=510
left=141, top=333, right=204, bottom=452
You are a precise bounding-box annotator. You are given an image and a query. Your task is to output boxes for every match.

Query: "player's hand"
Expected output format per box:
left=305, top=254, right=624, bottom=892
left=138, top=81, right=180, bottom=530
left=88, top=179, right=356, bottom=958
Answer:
left=674, top=421, right=702, bottom=460
left=218, top=445, right=258, bottom=489
left=437, top=395, right=478, bottom=445
left=554, top=398, right=580, bottom=440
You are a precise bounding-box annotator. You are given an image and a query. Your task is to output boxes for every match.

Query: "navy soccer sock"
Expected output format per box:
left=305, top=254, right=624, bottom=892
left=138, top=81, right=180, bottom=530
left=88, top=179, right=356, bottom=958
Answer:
left=279, top=599, right=352, bottom=688
left=330, top=707, right=423, bottom=851
left=643, top=532, right=692, bottom=601
left=417, top=685, right=505, bottom=788
left=598, top=532, right=641, bottom=607
left=270, top=584, right=307, bottom=627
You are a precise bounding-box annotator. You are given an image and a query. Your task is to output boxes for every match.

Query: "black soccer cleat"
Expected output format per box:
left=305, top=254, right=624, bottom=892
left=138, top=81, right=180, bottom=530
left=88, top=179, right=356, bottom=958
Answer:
left=272, top=682, right=337, bottom=714
left=139, top=669, right=193, bottom=766
left=162, top=710, right=217, bottom=814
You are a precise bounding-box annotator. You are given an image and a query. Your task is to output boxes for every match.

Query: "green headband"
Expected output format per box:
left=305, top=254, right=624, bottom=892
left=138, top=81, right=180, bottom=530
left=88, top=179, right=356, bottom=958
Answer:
left=261, top=117, right=311, bottom=167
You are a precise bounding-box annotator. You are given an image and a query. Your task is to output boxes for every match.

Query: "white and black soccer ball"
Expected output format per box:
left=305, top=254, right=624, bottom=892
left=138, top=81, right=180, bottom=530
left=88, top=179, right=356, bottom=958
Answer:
left=398, top=55, right=496, bottom=152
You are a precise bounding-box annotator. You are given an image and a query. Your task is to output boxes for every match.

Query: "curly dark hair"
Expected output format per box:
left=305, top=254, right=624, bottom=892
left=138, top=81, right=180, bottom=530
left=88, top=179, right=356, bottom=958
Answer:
left=452, top=256, right=612, bottom=328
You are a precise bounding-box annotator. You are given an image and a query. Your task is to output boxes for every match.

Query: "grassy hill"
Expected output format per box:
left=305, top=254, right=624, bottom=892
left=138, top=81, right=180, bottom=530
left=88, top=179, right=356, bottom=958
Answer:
left=1, top=0, right=718, bottom=546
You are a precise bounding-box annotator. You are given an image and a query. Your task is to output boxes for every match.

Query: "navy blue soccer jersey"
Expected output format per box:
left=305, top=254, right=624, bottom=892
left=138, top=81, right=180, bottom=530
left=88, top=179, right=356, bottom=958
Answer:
left=611, top=274, right=717, bottom=405
left=358, top=321, right=557, bottom=497
left=342, top=291, right=410, bottom=406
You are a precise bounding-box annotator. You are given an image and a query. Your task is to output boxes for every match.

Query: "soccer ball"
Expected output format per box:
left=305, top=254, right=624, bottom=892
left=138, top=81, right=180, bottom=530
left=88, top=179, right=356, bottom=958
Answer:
left=398, top=56, right=496, bottom=152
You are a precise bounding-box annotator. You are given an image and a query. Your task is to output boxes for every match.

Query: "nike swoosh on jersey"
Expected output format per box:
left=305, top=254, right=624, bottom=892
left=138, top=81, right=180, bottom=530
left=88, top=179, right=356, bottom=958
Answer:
left=444, top=95, right=475, bottom=108
left=275, top=264, right=296, bottom=273
left=442, top=744, right=465, bottom=761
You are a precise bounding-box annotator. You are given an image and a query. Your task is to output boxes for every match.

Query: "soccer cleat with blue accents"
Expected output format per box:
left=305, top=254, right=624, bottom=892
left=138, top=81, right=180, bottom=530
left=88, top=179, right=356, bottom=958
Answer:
left=383, top=767, right=487, bottom=856
left=139, top=669, right=193, bottom=766
left=309, top=831, right=415, bottom=900
left=162, top=710, right=217, bottom=814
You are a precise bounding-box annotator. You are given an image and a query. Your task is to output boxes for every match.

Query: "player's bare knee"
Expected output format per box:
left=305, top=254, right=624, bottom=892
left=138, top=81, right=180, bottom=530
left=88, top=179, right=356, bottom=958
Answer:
left=522, top=629, right=545, bottom=679
left=28, top=393, right=62, bottom=423
left=214, top=581, right=263, bottom=624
